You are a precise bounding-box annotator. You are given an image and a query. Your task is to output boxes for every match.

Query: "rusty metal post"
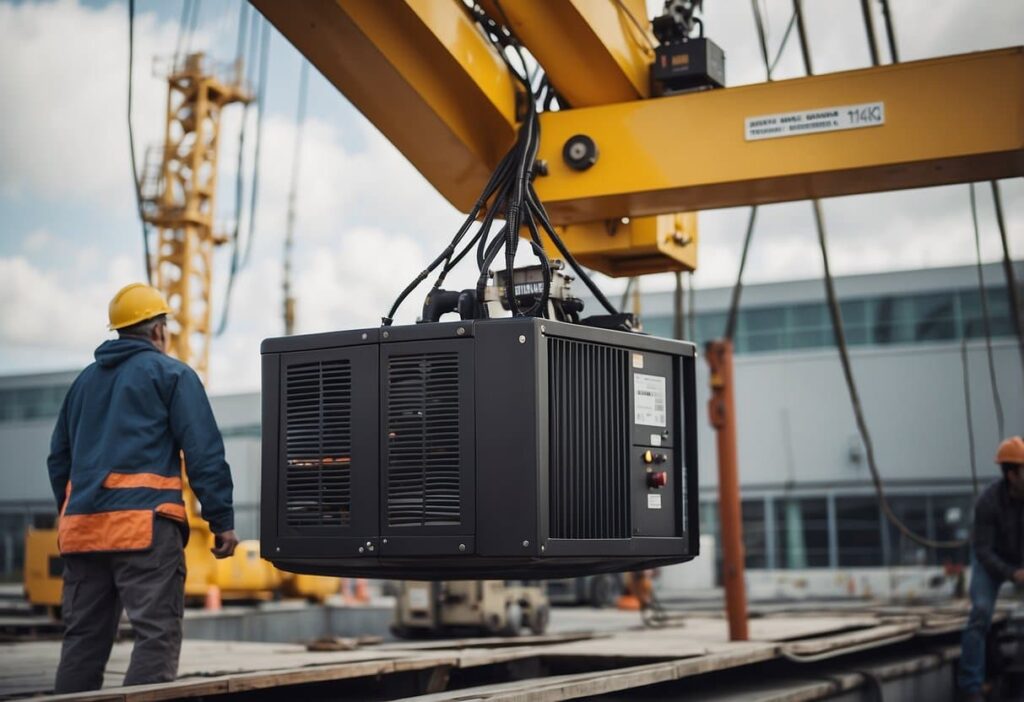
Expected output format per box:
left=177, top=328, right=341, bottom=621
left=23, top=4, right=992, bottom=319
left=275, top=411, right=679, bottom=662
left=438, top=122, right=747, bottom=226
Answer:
left=706, top=339, right=749, bottom=641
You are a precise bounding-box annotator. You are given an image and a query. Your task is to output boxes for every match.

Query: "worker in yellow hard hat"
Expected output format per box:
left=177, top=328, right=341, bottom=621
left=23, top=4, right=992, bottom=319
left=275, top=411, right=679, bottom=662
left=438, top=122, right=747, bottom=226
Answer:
left=959, top=436, right=1024, bottom=701
left=48, top=283, right=238, bottom=693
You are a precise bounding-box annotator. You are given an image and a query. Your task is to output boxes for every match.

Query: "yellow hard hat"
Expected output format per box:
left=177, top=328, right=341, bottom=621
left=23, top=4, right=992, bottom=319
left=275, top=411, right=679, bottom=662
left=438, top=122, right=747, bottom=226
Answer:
left=996, top=437, right=1024, bottom=465
left=108, top=283, right=172, bottom=330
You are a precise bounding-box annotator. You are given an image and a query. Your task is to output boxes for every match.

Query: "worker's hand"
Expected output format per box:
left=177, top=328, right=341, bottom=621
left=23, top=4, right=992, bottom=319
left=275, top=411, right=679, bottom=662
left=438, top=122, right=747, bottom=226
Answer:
left=211, top=530, right=239, bottom=559
left=1013, top=569, right=1024, bottom=585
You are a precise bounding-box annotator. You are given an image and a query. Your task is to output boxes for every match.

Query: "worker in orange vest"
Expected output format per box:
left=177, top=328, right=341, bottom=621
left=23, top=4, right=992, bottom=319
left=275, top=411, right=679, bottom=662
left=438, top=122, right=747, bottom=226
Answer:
left=48, top=284, right=238, bottom=693
left=959, top=436, right=1024, bottom=701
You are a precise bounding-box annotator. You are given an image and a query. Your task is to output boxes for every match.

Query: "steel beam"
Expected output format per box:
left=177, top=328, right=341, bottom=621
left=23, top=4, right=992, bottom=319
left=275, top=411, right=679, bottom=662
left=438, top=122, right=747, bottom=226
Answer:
left=477, top=0, right=652, bottom=106
left=536, top=48, right=1024, bottom=223
left=252, top=0, right=519, bottom=214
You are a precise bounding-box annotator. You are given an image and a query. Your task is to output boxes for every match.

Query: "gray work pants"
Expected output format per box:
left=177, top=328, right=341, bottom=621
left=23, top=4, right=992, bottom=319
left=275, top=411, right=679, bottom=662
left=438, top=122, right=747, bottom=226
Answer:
left=54, top=517, right=186, bottom=693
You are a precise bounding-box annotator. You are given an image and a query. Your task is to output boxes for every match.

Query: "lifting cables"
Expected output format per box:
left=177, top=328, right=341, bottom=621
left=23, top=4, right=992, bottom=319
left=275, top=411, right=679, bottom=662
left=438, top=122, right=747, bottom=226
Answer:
left=792, top=0, right=965, bottom=550
left=217, top=7, right=270, bottom=336
left=381, top=4, right=617, bottom=326
left=126, top=0, right=151, bottom=284
left=283, top=60, right=310, bottom=336
left=969, top=183, right=1005, bottom=440
left=722, top=0, right=795, bottom=339
left=991, top=181, right=1024, bottom=382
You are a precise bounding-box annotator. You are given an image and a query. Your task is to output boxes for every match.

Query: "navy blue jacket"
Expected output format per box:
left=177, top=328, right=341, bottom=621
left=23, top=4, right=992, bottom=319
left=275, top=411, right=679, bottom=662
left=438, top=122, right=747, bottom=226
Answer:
left=973, top=478, right=1024, bottom=581
left=47, top=338, right=233, bottom=553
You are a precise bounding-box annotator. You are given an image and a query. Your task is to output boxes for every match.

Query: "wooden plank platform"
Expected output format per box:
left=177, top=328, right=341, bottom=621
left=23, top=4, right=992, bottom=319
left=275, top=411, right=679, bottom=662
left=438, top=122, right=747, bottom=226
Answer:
left=0, top=605, right=979, bottom=702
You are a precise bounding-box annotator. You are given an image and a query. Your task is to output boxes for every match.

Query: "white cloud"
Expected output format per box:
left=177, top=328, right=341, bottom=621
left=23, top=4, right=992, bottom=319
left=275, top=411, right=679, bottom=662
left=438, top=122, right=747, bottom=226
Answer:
left=0, top=0, right=184, bottom=208
left=0, top=253, right=135, bottom=350
left=21, top=228, right=53, bottom=253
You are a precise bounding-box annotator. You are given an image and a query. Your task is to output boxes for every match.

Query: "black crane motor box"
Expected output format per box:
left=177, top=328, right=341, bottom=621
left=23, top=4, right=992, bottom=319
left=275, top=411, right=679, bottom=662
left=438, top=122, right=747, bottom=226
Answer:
left=260, top=318, right=699, bottom=579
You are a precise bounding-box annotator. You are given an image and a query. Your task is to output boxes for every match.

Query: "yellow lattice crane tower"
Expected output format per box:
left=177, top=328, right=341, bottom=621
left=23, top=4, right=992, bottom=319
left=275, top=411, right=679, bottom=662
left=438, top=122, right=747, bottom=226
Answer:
left=136, top=52, right=254, bottom=598
left=140, top=52, right=250, bottom=380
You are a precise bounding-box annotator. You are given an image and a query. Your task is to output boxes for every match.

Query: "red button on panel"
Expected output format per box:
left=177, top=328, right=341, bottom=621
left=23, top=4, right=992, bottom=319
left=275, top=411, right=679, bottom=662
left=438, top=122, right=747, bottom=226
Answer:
left=647, top=471, right=668, bottom=489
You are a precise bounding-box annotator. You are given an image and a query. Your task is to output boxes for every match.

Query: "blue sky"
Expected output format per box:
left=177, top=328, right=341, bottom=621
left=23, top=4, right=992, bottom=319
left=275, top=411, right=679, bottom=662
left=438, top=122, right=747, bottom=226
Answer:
left=1, top=0, right=1022, bottom=392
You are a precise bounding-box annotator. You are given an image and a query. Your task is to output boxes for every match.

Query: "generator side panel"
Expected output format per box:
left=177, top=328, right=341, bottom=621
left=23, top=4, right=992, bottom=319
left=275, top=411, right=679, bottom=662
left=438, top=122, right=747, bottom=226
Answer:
left=263, top=343, right=381, bottom=561
left=259, top=352, right=281, bottom=552
left=475, top=320, right=542, bottom=557
left=379, top=338, right=477, bottom=557
left=628, top=350, right=680, bottom=538
left=541, top=322, right=696, bottom=561
left=681, top=352, right=700, bottom=557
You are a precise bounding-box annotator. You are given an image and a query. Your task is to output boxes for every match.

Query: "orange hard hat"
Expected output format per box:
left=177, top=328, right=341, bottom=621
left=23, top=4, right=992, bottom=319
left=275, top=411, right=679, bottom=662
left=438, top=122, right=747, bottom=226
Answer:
left=996, top=437, right=1024, bottom=465
left=108, top=283, right=172, bottom=330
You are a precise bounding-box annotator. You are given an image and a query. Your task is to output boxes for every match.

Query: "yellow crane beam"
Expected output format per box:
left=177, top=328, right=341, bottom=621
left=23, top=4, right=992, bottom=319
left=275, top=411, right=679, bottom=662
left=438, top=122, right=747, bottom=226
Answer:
left=536, top=47, right=1024, bottom=224
left=253, top=0, right=519, bottom=214
left=254, top=0, right=1023, bottom=275
left=476, top=0, right=653, bottom=106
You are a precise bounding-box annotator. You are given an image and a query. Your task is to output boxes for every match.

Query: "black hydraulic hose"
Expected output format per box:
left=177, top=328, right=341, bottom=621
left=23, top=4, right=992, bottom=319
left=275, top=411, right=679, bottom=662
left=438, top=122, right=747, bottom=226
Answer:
left=526, top=186, right=618, bottom=315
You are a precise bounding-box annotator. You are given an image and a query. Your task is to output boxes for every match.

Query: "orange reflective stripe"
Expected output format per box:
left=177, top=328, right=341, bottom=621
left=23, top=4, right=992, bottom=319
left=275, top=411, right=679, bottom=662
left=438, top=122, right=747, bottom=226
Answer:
left=58, top=510, right=153, bottom=553
left=103, top=472, right=182, bottom=490
left=155, top=503, right=187, bottom=522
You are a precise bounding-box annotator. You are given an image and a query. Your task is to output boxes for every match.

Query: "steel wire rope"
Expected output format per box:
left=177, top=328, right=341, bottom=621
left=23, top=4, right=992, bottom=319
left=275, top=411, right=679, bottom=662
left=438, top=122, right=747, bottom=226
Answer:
left=612, top=0, right=657, bottom=53
left=790, top=0, right=965, bottom=549
left=282, top=60, right=310, bottom=335
left=215, top=0, right=256, bottom=336
left=969, top=183, right=1005, bottom=439
left=961, top=335, right=980, bottom=500
left=216, top=15, right=269, bottom=335
left=240, top=17, right=270, bottom=270
left=721, top=0, right=800, bottom=340
left=877, top=0, right=899, bottom=63
left=990, top=181, right=1024, bottom=386
left=127, top=0, right=152, bottom=284
left=182, top=0, right=202, bottom=59
left=173, top=0, right=194, bottom=69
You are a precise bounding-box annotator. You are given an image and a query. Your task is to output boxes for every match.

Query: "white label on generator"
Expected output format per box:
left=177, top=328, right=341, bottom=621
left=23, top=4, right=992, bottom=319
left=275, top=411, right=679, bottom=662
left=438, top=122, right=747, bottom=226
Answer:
left=408, top=586, right=430, bottom=610
left=647, top=493, right=662, bottom=510
left=634, top=373, right=667, bottom=427
left=745, top=101, right=885, bottom=141
left=632, top=353, right=644, bottom=369
left=650, top=434, right=662, bottom=447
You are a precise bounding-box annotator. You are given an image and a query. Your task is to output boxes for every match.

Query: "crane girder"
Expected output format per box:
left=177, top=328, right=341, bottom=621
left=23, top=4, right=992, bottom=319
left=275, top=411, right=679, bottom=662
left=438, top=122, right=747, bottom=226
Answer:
left=535, top=47, right=1024, bottom=224
left=252, top=0, right=1023, bottom=276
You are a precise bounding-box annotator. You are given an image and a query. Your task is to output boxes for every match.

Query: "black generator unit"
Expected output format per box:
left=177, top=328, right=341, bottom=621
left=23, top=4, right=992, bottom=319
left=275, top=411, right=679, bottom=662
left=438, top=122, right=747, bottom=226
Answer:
left=260, top=318, right=699, bottom=580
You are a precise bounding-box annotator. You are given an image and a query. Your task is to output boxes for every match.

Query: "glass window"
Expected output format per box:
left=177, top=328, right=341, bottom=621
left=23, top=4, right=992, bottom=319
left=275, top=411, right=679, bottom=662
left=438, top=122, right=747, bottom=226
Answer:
left=0, top=385, right=70, bottom=423
left=642, top=316, right=673, bottom=339
left=872, top=296, right=915, bottom=345
left=912, top=293, right=956, bottom=341
left=791, top=303, right=826, bottom=329
left=885, top=496, right=932, bottom=566
left=961, top=286, right=1012, bottom=339
left=931, top=494, right=972, bottom=566
left=835, top=496, right=883, bottom=567
left=695, top=312, right=728, bottom=345
left=741, top=498, right=767, bottom=569
left=773, top=497, right=830, bottom=568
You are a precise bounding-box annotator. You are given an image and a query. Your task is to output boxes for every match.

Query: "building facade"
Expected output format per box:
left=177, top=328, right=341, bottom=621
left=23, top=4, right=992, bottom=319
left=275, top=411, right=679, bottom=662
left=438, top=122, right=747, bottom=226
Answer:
left=0, top=262, right=1020, bottom=579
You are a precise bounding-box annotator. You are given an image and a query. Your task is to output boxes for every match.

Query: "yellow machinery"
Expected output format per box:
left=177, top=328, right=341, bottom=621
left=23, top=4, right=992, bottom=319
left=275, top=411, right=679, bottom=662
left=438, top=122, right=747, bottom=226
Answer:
left=393, top=581, right=549, bottom=638
left=23, top=526, right=61, bottom=613
left=253, top=1, right=1022, bottom=276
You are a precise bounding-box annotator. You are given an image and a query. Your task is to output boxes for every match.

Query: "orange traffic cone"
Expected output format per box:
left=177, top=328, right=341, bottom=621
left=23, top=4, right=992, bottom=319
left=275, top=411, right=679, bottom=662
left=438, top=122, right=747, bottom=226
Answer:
left=204, top=584, right=222, bottom=611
